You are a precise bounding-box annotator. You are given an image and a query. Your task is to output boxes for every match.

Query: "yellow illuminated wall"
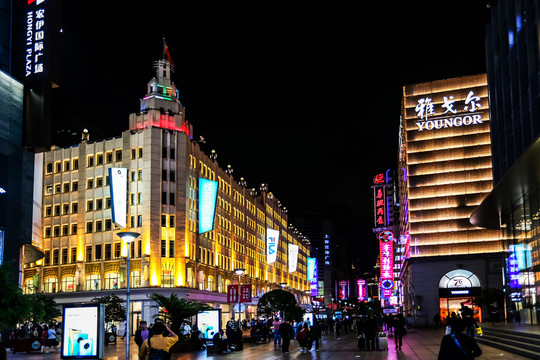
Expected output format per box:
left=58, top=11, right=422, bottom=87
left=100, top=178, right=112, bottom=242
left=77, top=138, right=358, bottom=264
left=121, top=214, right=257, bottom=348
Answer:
left=401, top=74, right=502, bottom=257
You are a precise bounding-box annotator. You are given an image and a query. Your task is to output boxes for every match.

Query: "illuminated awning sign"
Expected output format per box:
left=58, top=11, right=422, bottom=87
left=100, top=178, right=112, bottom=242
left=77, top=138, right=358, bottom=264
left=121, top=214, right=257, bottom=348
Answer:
left=198, top=178, right=218, bottom=233
left=414, top=91, right=484, bottom=131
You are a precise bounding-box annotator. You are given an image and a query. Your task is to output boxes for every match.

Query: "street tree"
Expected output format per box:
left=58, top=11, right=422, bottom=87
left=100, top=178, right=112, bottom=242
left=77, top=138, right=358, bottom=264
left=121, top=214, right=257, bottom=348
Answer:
left=257, top=289, right=304, bottom=321
left=91, top=294, right=126, bottom=331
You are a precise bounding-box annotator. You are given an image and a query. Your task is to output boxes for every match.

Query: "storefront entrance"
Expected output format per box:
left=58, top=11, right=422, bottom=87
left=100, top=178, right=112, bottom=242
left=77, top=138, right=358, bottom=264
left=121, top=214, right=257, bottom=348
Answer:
left=439, top=269, right=482, bottom=323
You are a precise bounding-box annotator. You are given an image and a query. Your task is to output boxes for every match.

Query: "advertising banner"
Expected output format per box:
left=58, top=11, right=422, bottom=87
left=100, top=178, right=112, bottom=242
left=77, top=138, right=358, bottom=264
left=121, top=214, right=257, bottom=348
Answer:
left=266, top=228, right=279, bottom=264
left=307, top=257, right=318, bottom=296
left=198, top=178, right=218, bottom=233
left=109, top=168, right=127, bottom=229
left=227, top=284, right=238, bottom=303
left=227, top=284, right=252, bottom=303
left=62, top=303, right=104, bottom=359
left=288, top=244, right=299, bottom=272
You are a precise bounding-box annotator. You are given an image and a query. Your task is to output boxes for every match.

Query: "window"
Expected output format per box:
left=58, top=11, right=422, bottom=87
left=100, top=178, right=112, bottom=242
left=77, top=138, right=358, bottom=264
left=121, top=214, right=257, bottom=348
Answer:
left=63, top=203, right=69, bottom=215
left=169, top=193, right=175, bottom=206
left=52, top=249, right=59, bottom=265
left=72, top=158, right=79, bottom=170
left=131, top=271, right=141, bottom=288
left=86, top=221, right=93, bottom=233
left=161, top=240, right=167, bottom=257
left=87, top=178, right=94, bottom=189
left=64, top=160, right=70, bottom=171
left=138, top=147, right=143, bottom=158
left=95, top=220, right=103, bottom=232
left=71, top=202, right=78, bottom=213
left=138, top=169, right=142, bottom=181
left=169, top=240, right=174, bottom=258
left=62, top=248, right=68, bottom=264
left=86, top=274, right=101, bottom=291
left=161, top=215, right=167, bottom=227
left=95, top=244, right=102, bottom=260
left=96, top=177, right=103, bottom=188
left=170, top=170, right=175, bottom=182
left=86, top=245, right=92, bottom=261
left=87, top=200, right=94, bottom=211
left=162, top=147, right=167, bottom=158
left=46, top=163, right=53, bottom=174
left=114, top=243, right=121, bottom=258
left=137, top=215, right=142, bottom=227
left=45, top=206, right=52, bottom=217
left=104, top=273, right=120, bottom=290
left=162, top=192, right=167, bottom=205
left=105, top=152, right=113, bottom=163
left=105, top=244, right=112, bottom=260
left=71, top=223, right=77, bottom=235
left=63, top=182, right=70, bottom=193
left=87, top=155, right=94, bottom=167
left=44, top=250, right=50, bottom=266
left=54, top=204, right=60, bottom=216
left=96, top=198, right=103, bottom=210
left=55, top=183, right=61, bottom=194
left=161, top=270, right=174, bottom=288
left=55, top=161, right=62, bottom=173
left=71, top=247, right=77, bottom=263
left=137, top=193, right=142, bottom=204
left=115, top=150, right=122, bottom=162
left=96, top=154, right=103, bottom=165
left=62, top=224, right=69, bottom=236
left=170, top=148, right=175, bottom=159
left=105, top=197, right=111, bottom=209
left=105, top=219, right=112, bottom=231
left=62, top=276, right=76, bottom=292
left=53, top=225, right=60, bottom=237
left=44, top=277, right=58, bottom=293
left=131, top=149, right=136, bottom=160
left=169, top=215, right=175, bottom=227
left=72, top=181, right=78, bottom=191
left=162, top=170, right=167, bottom=181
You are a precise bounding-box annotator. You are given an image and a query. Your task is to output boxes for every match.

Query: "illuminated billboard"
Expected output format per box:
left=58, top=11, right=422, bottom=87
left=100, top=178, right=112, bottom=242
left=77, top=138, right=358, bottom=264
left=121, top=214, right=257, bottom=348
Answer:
left=288, top=244, right=299, bottom=272
left=266, top=228, right=279, bottom=264
left=62, top=303, right=104, bottom=359
left=109, top=168, right=127, bottom=229
left=197, top=309, right=221, bottom=340
left=307, top=257, right=318, bottom=296
left=379, top=233, right=394, bottom=299
left=198, top=178, right=218, bottom=233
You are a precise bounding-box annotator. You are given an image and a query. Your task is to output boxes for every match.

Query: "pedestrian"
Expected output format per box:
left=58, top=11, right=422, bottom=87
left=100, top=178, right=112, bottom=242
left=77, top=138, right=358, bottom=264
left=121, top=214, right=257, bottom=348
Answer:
left=437, top=318, right=482, bottom=359
left=433, top=313, right=441, bottom=329
left=121, top=322, right=127, bottom=339
left=364, top=315, right=378, bottom=351
left=273, top=317, right=283, bottom=348
left=45, top=324, right=59, bottom=354
left=335, top=318, right=342, bottom=339
left=212, top=329, right=230, bottom=354
left=278, top=319, right=294, bottom=353
left=296, top=323, right=309, bottom=352
left=392, top=314, right=407, bottom=350
left=308, top=320, right=322, bottom=351
left=134, top=321, right=149, bottom=349
left=461, top=306, right=477, bottom=338
left=138, top=322, right=178, bottom=360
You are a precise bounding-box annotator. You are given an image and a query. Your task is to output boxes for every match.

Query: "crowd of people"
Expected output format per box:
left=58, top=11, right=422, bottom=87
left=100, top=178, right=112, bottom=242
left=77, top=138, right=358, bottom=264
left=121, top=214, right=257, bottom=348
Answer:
left=0, top=322, right=62, bottom=355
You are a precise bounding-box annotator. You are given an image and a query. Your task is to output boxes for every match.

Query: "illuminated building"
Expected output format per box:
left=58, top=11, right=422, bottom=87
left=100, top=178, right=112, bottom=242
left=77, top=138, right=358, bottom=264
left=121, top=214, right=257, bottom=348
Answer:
left=471, top=2, right=540, bottom=324
left=398, top=74, right=504, bottom=325
left=22, top=57, right=311, bottom=329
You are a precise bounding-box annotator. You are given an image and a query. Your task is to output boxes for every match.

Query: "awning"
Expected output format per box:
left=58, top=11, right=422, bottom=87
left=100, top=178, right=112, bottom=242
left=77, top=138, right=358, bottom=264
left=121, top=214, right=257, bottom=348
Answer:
left=470, top=135, right=540, bottom=230
left=23, top=244, right=45, bottom=264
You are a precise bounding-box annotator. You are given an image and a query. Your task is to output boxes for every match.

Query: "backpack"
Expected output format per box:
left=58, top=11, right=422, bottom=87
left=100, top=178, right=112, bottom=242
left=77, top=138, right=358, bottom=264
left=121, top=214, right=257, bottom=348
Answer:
left=296, top=328, right=307, bottom=341
left=147, top=338, right=171, bottom=360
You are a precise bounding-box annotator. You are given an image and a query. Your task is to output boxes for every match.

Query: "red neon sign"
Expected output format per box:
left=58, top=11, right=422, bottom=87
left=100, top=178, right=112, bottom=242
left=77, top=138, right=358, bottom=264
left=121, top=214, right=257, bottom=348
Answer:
left=374, top=186, right=386, bottom=227
left=373, top=174, right=385, bottom=184
left=379, top=239, right=394, bottom=298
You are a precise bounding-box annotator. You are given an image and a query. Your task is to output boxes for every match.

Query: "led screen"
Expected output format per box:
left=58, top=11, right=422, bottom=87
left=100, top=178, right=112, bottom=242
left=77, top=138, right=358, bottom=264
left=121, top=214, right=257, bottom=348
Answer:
left=62, top=305, right=101, bottom=358
left=197, top=309, right=221, bottom=339
left=198, top=179, right=218, bottom=233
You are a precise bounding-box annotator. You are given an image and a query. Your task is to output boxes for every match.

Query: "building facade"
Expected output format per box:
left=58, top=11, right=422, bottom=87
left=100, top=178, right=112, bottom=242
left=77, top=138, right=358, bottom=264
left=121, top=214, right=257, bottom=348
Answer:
left=22, top=59, right=311, bottom=329
left=398, top=74, right=505, bottom=326
left=471, top=0, right=540, bottom=325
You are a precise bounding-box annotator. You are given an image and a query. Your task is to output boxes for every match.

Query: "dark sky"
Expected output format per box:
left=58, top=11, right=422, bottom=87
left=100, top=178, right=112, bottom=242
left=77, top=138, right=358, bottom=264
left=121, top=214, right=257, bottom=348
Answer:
left=47, top=2, right=490, bottom=273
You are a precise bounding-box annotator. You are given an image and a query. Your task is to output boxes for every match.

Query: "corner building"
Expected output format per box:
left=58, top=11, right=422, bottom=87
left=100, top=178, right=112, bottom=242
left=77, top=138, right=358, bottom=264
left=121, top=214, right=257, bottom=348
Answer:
left=22, top=59, right=311, bottom=329
left=398, top=74, right=504, bottom=326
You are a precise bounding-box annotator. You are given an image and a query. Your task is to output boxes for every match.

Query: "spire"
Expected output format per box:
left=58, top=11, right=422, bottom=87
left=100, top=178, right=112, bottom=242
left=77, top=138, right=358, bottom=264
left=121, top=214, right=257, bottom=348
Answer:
left=163, top=38, right=175, bottom=66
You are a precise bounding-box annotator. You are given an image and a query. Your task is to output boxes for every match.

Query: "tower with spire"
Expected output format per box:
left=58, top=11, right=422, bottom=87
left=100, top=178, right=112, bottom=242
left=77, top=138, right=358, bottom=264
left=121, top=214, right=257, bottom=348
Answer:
left=128, top=51, right=192, bottom=137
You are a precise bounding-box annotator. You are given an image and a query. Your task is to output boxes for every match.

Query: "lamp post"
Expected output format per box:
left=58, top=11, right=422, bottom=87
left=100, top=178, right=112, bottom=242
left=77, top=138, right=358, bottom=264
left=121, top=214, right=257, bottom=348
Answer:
left=234, top=268, right=245, bottom=327
left=117, top=231, right=140, bottom=360
left=280, top=283, right=287, bottom=320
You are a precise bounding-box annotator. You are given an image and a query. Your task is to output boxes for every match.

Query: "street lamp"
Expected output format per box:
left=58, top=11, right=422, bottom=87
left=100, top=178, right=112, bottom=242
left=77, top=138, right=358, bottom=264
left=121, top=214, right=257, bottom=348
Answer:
left=117, top=231, right=140, bottom=360
left=234, top=268, right=245, bottom=327
left=280, top=283, right=287, bottom=320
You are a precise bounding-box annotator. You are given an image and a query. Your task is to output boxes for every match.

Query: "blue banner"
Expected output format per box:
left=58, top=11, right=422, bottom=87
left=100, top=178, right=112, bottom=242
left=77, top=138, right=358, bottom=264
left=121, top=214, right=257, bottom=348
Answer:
left=198, top=178, right=218, bottom=233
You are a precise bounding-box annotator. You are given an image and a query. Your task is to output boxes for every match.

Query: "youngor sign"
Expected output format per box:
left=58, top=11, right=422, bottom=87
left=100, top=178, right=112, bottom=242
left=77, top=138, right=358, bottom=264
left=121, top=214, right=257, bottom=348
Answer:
left=198, top=178, right=218, bottom=233
left=109, top=168, right=127, bottom=229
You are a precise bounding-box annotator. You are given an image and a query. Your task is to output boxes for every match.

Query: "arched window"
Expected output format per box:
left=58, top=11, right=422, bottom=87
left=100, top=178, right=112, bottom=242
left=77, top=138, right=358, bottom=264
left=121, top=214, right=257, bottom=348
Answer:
left=62, top=276, right=76, bottom=292
left=24, top=278, right=36, bottom=294
left=86, top=274, right=101, bottom=291
left=131, top=270, right=141, bottom=288
left=161, top=270, right=174, bottom=288
left=104, top=273, right=120, bottom=290
left=207, top=276, right=214, bottom=291
left=218, top=275, right=224, bottom=293
left=44, top=277, right=58, bottom=293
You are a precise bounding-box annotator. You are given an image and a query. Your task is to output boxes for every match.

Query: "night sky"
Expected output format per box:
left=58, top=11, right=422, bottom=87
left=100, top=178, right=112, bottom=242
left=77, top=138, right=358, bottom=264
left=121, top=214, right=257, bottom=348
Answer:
left=46, top=2, right=490, bottom=273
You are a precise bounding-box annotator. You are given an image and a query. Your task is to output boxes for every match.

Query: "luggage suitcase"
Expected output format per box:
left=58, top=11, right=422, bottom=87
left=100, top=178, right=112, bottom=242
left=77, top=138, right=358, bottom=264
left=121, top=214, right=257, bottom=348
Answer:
left=357, top=336, right=366, bottom=351
left=377, top=332, right=388, bottom=351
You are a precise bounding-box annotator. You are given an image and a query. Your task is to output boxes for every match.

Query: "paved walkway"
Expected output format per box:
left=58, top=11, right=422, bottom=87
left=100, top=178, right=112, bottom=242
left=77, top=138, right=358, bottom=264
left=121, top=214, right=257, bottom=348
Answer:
left=7, top=326, right=531, bottom=360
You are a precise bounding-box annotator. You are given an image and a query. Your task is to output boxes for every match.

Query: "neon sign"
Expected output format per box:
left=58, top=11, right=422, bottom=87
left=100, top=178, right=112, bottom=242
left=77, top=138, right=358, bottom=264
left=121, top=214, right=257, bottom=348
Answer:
left=373, top=186, right=387, bottom=227
left=25, top=0, right=50, bottom=81
left=373, top=174, right=385, bottom=184
left=379, top=238, right=394, bottom=299
left=414, top=91, right=484, bottom=131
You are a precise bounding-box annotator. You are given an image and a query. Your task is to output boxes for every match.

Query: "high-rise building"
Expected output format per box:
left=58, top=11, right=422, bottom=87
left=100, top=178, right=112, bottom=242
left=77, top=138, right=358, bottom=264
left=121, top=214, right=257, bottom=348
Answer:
left=398, top=74, right=504, bottom=326
left=471, top=1, right=540, bottom=324
left=23, top=58, right=311, bottom=329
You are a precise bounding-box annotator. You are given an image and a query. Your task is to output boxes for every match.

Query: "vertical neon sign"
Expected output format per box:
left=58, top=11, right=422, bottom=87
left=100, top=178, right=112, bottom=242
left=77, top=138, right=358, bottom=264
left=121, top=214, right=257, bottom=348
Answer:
left=379, top=231, right=394, bottom=299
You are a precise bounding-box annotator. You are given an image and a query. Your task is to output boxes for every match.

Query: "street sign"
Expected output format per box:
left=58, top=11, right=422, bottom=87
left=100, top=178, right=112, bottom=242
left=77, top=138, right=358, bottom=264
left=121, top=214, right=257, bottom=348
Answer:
left=233, top=303, right=246, bottom=313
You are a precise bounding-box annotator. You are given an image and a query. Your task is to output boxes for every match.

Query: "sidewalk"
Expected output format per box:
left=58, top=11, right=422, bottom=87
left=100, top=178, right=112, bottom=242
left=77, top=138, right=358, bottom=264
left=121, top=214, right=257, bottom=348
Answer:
left=6, top=327, right=530, bottom=360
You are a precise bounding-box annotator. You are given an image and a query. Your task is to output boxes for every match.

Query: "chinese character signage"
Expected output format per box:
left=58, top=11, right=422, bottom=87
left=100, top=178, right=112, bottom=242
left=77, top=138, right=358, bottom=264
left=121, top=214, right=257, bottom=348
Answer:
left=357, top=279, right=366, bottom=302
left=414, top=90, right=484, bottom=131
left=198, top=178, right=218, bottom=233
left=373, top=185, right=387, bottom=228
left=379, top=233, right=394, bottom=299
left=227, top=284, right=252, bottom=303
left=266, top=228, right=279, bottom=264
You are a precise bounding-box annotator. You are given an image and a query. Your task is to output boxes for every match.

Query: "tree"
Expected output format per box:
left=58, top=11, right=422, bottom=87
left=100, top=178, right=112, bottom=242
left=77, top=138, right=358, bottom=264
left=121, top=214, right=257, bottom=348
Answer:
left=257, top=289, right=304, bottom=321
left=91, top=294, right=126, bottom=331
left=0, top=262, right=30, bottom=330
left=150, top=293, right=212, bottom=334
left=24, top=294, right=62, bottom=324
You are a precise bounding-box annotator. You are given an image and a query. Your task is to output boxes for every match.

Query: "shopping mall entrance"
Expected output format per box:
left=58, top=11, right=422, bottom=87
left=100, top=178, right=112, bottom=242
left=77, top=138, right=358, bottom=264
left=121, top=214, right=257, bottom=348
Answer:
left=438, top=269, right=482, bottom=323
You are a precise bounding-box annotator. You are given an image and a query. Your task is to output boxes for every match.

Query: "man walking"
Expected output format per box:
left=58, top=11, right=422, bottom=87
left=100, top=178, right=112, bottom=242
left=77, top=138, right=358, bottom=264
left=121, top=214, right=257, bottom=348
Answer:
left=134, top=321, right=149, bottom=349
left=273, top=318, right=284, bottom=348
left=279, top=319, right=294, bottom=354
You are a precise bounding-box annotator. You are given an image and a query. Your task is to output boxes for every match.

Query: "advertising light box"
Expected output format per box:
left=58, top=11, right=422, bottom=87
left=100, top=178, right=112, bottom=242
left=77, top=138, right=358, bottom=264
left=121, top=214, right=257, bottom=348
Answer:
left=197, top=309, right=221, bottom=339
left=109, top=168, right=127, bottom=229
left=61, top=303, right=104, bottom=359
left=198, top=178, right=218, bottom=233
left=266, top=228, right=279, bottom=264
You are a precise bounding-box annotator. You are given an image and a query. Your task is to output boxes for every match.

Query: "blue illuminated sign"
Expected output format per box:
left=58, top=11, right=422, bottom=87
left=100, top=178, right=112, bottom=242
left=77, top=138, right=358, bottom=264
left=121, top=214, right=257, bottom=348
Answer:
left=307, top=257, right=318, bottom=296
left=198, top=178, right=218, bottom=233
